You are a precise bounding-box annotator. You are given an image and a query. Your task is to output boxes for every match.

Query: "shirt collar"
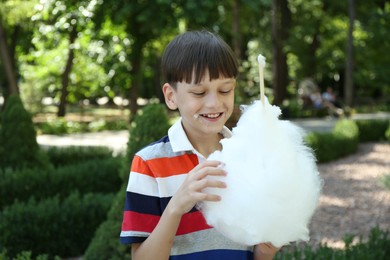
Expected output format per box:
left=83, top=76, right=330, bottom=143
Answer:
left=168, top=117, right=232, bottom=153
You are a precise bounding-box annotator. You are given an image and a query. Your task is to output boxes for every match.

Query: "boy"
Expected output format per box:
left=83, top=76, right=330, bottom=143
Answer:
left=120, top=30, right=278, bottom=259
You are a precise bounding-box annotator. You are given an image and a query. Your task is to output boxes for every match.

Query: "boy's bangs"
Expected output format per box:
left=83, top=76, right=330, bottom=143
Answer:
left=162, top=31, right=238, bottom=85
left=190, top=41, right=238, bottom=84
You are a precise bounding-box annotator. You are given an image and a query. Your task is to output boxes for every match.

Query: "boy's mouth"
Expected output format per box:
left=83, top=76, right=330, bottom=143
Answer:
left=199, top=113, right=223, bottom=119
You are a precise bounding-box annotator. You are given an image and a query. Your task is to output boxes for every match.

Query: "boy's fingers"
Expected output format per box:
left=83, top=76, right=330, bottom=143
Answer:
left=195, top=167, right=227, bottom=180
left=193, top=160, right=222, bottom=171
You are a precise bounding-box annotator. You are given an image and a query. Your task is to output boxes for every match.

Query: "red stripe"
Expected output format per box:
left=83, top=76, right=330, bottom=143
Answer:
left=148, top=154, right=198, bottom=177
left=132, top=154, right=199, bottom=178
left=131, top=156, right=153, bottom=176
left=122, top=210, right=212, bottom=235
left=177, top=211, right=212, bottom=235
left=122, top=211, right=160, bottom=232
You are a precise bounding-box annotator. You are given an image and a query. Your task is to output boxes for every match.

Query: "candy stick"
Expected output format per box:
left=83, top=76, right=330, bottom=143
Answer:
left=257, top=54, right=266, bottom=108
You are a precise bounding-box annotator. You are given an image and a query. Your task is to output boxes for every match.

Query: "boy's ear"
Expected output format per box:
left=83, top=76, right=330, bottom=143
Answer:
left=163, top=83, right=178, bottom=110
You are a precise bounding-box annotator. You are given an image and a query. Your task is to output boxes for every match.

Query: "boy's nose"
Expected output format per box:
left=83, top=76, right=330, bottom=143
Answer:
left=205, top=92, right=221, bottom=108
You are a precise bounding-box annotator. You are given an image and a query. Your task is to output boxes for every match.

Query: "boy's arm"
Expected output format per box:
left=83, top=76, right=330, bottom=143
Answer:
left=253, top=243, right=279, bottom=260
left=131, top=160, right=227, bottom=260
left=131, top=203, right=182, bottom=260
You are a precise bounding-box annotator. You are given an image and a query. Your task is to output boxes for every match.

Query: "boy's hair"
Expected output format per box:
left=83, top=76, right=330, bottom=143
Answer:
left=161, top=30, right=238, bottom=86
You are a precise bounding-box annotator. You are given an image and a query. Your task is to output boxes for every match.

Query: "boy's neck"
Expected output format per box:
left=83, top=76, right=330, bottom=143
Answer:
left=187, top=131, right=223, bottom=158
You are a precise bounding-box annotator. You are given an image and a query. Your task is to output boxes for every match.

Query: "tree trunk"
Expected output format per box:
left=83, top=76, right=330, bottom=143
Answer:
left=272, top=0, right=290, bottom=105
left=307, top=32, right=320, bottom=78
left=344, top=0, right=355, bottom=107
left=58, top=27, right=77, bottom=117
left=231, top=0, right=242, bottom=60
left=128, top=41, right=143, bottom=122
left=0, top=19, right=19, bottom=96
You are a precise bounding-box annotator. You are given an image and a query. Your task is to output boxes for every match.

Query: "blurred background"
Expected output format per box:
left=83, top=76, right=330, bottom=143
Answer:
left=1, top=0, right=389, bottom=122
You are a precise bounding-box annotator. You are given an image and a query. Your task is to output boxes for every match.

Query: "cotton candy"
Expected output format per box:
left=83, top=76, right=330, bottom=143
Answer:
left=199, top=98, right=322, bottom=247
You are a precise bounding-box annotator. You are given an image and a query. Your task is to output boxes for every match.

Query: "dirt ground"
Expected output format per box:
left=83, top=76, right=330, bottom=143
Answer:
left=307, top=142, right=390, bottom=249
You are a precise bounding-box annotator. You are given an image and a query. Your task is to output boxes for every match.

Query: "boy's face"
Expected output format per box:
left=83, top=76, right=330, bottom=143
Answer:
left=164, top=72, right=235, bottom=137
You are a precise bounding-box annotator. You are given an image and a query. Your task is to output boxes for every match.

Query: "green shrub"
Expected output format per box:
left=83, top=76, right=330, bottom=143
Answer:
left=85, top=103, right=171, bottom=259
left=0, top=158, right=122, bottom=209
left=0, top=192, right=114, bottom=258
left=305, top=119, right=359, bottom=163
left=0, top=250, right=60, bottom=260
left=355, top=119, right=389, bottom=142
left=380, top=174, right=390, bottom=190
left=127, top=103, right=171, bottom=160
left=0, top=94, right=50, bottom=170
left=36, top=118, right=129, bottom=135
left=385, top=123, right=390, bottom=142
left=45, top=146, right=114, bottom=167
left=37, top=118, right=85, bottom=135
left=332, top=119, right=359, bottom=156
left=275, top=227, right=390, bottom=259
left=84, top=184, right=131, bottom=260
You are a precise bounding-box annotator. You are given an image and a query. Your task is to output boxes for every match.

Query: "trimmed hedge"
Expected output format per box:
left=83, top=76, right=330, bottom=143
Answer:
left=83, top=184, right=131, bottom=260
left=305, top=119, right=359, bottom=163
left=45, top=145, right=114, bottom=167
left=0, top=94, right=50, bottom=170
left=275, top=227, right=390, bottom=259
left=0, top=157, right=122, bottom=209
left=355, top=119, right=389, bottom=142
left=85, top=103, right=171, bottom=259
left=0, top=192, right=114, bottom=258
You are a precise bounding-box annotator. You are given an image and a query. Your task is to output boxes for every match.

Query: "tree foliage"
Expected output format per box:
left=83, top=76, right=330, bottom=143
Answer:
left=0, top=0, right=389, bottom=116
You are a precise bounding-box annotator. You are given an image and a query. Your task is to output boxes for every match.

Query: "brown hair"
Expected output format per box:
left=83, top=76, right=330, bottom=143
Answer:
left=161, top=30, right=238, bottom=86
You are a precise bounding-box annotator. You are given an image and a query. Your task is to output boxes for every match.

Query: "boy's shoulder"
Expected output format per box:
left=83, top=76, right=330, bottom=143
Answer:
left=136, top=135, right=176, bottom=161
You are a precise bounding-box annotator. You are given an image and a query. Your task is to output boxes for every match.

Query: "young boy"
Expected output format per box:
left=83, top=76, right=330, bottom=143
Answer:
left=120, top=30, right=278, bottom=260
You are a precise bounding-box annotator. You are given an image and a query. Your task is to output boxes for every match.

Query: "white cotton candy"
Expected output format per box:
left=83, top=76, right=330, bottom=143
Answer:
left=199, top=98, right=322, bottom=247
left=257, top=54, right=266, bottom=67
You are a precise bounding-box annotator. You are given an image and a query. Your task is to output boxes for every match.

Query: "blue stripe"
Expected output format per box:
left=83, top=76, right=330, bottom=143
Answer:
left=120, top=236, right=146, bottom=245
left=149, top=135, right=170, bottom=146
left=170, top=249, right=253, bottom=260
left=124, top=191, right=198, bottom=214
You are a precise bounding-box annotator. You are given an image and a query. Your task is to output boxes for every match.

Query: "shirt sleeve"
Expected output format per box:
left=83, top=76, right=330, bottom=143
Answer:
left=120, top=155, right=162, bottom=244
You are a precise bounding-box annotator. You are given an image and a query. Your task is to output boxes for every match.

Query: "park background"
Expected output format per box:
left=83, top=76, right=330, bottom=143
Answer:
left=0, top=0, right=389, bottom=259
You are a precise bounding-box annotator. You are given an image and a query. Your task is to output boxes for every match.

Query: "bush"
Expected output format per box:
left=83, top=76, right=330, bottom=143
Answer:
left=0, top=192, right=114, bottom=258
left=0, top=250, right=59, bottom=260
left=45, top=146, right=114, bottom=167
left=0, top=158, right=122, bottom=209
left=83, top=184, right=131, bottom=260
left=85, top=103, right=171, bottom=259
left=275, top=227, right=390, bottom=259
left=305, top=119, right=359, bottom=163
left=0, top=94, right=50, bottom=170
left=355, top=119, right=389, bottom=142
left=385, top=122, right=390, bottom=142
left=127, top=103, right=171, bottom=159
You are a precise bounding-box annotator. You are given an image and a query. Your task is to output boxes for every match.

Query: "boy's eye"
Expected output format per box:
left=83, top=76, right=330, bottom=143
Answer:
left=191, top=92, right=205, bottom=96
left=220, top=89, right=232, bottom=94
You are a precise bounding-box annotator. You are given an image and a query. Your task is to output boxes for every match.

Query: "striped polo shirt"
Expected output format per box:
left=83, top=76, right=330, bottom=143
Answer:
left=120, top=118, right=254, bottom=259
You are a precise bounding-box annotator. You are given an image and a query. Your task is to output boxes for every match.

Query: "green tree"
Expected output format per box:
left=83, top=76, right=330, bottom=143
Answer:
left=94, top=0, right=176, bottom=120
left=0, top=94, right=49, bottom=169
left=0, top=0, right=38, bottom=98
left=31, top=0, right=103, bottom=116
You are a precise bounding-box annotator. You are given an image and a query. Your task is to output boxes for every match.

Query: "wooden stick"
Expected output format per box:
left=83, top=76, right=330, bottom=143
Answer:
left=257, top=55, right=266, bottom=108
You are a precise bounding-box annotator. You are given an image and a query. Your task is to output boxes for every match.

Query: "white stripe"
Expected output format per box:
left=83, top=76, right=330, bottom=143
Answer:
left=156, top=174, right=187, bottom=197
left=120, top=230, right=149, bottom=238
left=127, top=172, right=159, bottom=196
left=127, top=171, right=188, bottom=197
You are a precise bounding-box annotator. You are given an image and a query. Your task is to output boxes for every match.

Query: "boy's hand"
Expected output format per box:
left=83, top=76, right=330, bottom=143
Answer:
left=254, top=243, right=279, bottom=260
left=169, top=160, right=227, bottom=216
